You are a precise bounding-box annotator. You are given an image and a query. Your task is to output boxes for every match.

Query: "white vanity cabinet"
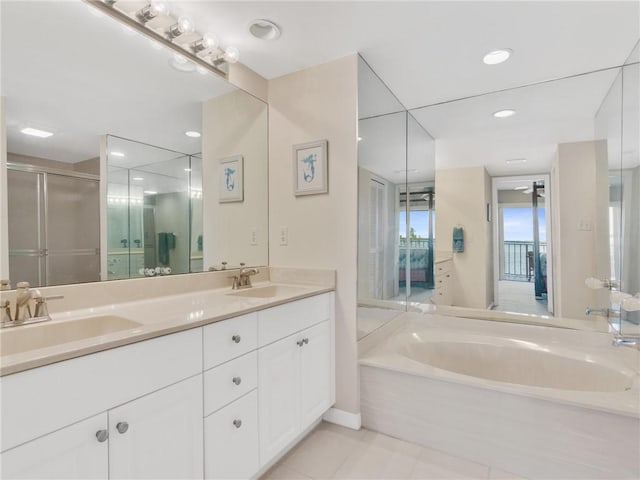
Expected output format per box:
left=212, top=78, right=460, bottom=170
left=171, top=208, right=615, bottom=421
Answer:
left=434, top=258, right=453, bottom=305
left=258, top=294, right=334, bottom=467
left=108, top=375, right=203, bottom=479
left=0, top=413, right=109, bottom=480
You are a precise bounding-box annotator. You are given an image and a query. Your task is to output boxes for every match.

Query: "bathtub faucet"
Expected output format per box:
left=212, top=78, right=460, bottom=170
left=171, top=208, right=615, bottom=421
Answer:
left=612, top=336, right=638, bottom=347
left=585, top=307, right=619, bottom=319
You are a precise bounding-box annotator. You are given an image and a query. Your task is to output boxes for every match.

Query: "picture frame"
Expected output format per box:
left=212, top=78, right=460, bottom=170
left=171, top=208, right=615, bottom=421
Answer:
left=293, top=140, right=328, bottom=196
left=218, top=155, right=244, bottom=203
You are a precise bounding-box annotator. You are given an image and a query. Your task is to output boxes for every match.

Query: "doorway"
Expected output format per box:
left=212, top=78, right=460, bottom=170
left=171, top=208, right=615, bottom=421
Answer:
left=492, top=175, right=553, bottom=315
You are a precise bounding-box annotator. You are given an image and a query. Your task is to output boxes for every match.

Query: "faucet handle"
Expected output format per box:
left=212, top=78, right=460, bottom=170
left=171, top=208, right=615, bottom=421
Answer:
left=1, top=299, right=12, bottom=324
left=0, top=279, right=11, bottom=291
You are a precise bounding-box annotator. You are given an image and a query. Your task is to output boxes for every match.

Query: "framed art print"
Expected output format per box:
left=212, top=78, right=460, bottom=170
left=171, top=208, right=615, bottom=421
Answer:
left=293, top=140, right=328, bottom=196
left=219, top=155, right=244, bottom=203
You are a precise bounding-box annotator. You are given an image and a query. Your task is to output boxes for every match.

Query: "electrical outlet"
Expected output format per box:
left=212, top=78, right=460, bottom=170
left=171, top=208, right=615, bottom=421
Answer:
left=250, top=228, right=257, bottom=246
left=280, top=226, right=288, bottom=246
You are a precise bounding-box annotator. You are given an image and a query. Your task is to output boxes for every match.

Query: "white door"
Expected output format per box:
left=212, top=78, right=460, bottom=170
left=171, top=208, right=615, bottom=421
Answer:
left=0, top=413, right=108, bottom=480
left=258, top=334, right=299, bottom=466
left=108, top=375, right=203, bottom=479
left=204, top=390, right=259, bottom=479
left=299, top=321, right=331, bottom=429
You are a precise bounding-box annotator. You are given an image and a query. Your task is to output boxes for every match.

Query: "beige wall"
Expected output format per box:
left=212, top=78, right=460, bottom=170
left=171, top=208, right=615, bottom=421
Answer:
left=268, top=55, right=359, bottom=414
left=228, top=63, right=268, bottom=104
left=552, top=140, right=610, bottom=319
left=435, top=166, right=494, bottom=309
left=202, top=90, right=269, bottom=269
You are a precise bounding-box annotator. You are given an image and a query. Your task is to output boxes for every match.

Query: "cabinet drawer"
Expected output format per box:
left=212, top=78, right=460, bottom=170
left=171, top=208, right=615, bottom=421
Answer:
left=204, top=390, right=259, bottom=480
left=435, top=260, right=452, bottom=275
left=0, top=328, right=202, bottom=453
left=258, top=293, right=332, bottom=347
left=203, top=312, right=257, bottom=370
left=204, top=351, right=257, bottom=416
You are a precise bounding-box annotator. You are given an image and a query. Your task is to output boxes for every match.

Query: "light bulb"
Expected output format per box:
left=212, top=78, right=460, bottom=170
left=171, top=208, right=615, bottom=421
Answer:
left=223, top=46, right=240, bottom=64
left=168, top=15, right=195, bottom=38
left=137, top=1, right=169, bottom=22
left=192, top=33, right=218, bottom=52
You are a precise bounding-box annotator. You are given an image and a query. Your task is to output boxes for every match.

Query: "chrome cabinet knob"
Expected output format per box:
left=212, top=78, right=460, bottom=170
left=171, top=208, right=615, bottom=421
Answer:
left=233, top=419, right=242, bottom=428
left=303, top=338, right=309, bottom=344
left=231, top=334, right=241, bottom=343
left=232, top=376, right=242, bottom=385
left=296, top=339, right=304, bottom=347
left=116, top=421, right=129, bottom=434
left=95, top=429, right=109, bottom=443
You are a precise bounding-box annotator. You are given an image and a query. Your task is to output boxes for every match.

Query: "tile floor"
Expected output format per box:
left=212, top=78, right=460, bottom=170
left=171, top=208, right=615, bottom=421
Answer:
left=494, top=280, right=549, bottom=316
left=261, top=422, right=525, bottom=480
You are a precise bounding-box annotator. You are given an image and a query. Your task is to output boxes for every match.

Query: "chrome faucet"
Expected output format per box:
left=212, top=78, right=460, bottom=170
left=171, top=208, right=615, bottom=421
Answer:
left=612, top=336, right=639, bottom=347
left=230, top=267, right=260, bottom=290
left=1, top=282, right=63, bottom=328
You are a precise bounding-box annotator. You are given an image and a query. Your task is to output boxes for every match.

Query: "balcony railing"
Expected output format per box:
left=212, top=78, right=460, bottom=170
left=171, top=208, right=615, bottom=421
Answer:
left=503, top=241, right=547, bottom=281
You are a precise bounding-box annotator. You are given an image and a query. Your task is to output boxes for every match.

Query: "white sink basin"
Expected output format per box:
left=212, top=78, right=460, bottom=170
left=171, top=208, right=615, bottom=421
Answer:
left=1, top=315, right=143, bottom=356
left=227, top=285, right=308, bottom=299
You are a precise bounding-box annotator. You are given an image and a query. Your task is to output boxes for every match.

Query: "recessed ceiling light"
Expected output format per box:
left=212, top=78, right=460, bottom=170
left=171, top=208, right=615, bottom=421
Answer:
left=144, top=190, right=157, bottom=195
left=483, top=49, right=512, bottom=65
left=493, top=109, right=516, bottom=118
left=169, top=53, right=195, bottom=73
left=513, top=185, right=528, bottom=191
left=133, top=177, right=144, bottom=181
left=505, top=158, right=526, bottom=164
left=394, top=169, right=419, bottom=174
left=185, top=130, right=201, bottom=138
left=110, top=151, right=125, bottom=157
left=357, top=136, right=363, bottom=142
left=248, top=19, right=281, bottom=40
left=184, top=168, right=192, bottom=172
left=21, top=127, right=53, bottom=138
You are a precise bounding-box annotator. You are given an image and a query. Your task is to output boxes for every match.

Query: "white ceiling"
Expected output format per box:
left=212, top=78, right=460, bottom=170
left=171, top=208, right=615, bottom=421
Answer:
left=173, top=1, right=639, bottom=108
left=1, top=1, right=234, bottom=164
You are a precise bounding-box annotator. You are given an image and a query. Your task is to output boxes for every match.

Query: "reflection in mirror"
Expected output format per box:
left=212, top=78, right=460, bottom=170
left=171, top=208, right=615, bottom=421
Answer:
left=356, top=57, right=436, bottom=340
left=411, top=66, right=631, bottom=319
left=1, top=1, right=268, bottom=287
left=106, top=136, right=201, bottom=280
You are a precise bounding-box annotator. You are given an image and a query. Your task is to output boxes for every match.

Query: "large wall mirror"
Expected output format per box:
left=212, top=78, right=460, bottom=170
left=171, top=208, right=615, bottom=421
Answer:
left=356, top=57, right=436, bottom=339
left=358, top=42, right=638, bottom=333
left=1, top=1, right=268, bottom=287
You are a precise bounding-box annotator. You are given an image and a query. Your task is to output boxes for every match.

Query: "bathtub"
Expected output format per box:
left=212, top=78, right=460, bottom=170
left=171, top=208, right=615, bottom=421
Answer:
left=359, top=313, right=640, bottom=479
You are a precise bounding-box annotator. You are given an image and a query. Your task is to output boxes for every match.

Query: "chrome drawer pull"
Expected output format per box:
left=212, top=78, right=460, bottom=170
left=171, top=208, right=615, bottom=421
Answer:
left=231, top=334, right=241, bottom=343
left=116, top=422, right=129, bottom=434
left=233, top=419, right=242, bottom=428
left=232, top=376, right=242, bottom=385
left=95, top=429, right=109, bottom=442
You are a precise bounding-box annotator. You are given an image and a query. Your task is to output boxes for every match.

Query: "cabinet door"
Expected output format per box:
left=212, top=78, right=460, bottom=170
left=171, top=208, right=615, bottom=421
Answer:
left=299, top=321, right=332, bottom=429
left=258, top=334, right=299, bottom=467
left=0, top=413, right=108, bottom=479
left=109, top=375, right=203, bottom=479
left=204, top=390, right=259, bottom=479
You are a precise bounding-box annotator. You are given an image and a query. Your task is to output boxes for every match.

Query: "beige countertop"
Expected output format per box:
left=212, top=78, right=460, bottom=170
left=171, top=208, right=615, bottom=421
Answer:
left=0, top=281, right=334, bottom=377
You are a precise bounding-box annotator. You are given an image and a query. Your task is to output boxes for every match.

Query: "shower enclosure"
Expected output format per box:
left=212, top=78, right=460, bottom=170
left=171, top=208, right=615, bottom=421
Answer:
left=7, top=163, right=100, bottom=287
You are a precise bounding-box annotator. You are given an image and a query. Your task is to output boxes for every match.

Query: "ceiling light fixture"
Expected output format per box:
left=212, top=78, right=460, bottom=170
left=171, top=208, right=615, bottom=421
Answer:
left=513, top=185, right=528, bottom=191
left=184, top=168, right=192, bottom=172
left=357, top=136, right=363, bottom=142
left=185, top=130, right=201, bottom=138
left=523, top=188, right=533, bottom=194
left=248, top=19, right=281, bottom=41
left=505, top=158, right=526, bottom=164
left=493, top=109, right=516, bottom=118
left=144, top=190, right=158, bottom=195
left=133, top=177, right=144, bottom=181
left=483, top=49, right=512, bottom=65
left=89, top=1, right=239, bottom=78
left=110, top=151, right=125, bottom=157
left=21, top=127, right=54, bottom=138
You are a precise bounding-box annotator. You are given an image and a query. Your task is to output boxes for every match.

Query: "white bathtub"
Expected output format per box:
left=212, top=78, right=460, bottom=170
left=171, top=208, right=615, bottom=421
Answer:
left=360, top=313, right=640, bottom=479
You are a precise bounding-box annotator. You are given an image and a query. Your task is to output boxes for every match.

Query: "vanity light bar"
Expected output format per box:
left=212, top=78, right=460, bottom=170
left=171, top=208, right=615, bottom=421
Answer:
left=87, top=0, right=237, bottom=79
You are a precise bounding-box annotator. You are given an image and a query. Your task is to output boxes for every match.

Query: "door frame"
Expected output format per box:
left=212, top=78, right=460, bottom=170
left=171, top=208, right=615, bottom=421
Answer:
left=492, top=174, right=553, bottom=315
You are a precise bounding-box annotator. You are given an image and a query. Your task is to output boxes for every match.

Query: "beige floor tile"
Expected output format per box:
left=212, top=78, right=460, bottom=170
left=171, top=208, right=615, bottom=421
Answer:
left=410, top=447, right=489, bottom=479
left=332, top=433, right=421, bottom=479
left=261, top=463, right=313, bottom=480
left=279, top=423, right=364, bottom=479
left=488, top=467, right=527, bottom=479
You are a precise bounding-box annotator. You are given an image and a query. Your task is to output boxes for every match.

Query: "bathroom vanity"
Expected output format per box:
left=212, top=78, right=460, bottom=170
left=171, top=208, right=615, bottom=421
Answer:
left=0, top=282, right=335, bottom=479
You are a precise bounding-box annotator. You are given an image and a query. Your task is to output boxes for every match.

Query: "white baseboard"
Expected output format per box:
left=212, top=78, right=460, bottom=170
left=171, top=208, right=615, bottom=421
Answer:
left=323, top=408, right=362, bottom=430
